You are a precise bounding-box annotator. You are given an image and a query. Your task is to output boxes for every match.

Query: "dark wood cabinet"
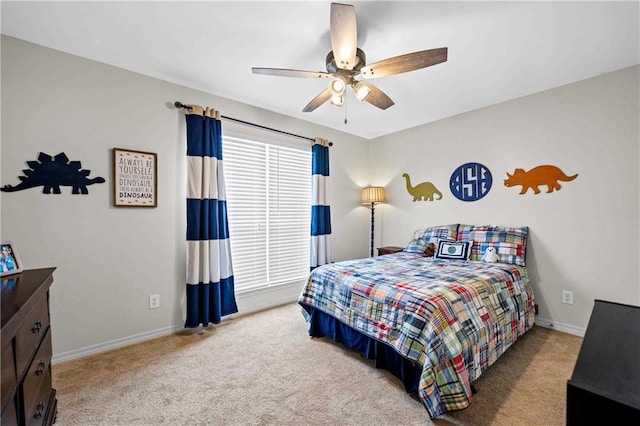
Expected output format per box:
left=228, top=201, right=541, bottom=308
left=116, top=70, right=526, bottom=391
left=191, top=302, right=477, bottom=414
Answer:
left=377, top=246, right=404, bottom=256
left=566, top=300, right=640, bottom=425
left=1, top=268, right=57, bottom=425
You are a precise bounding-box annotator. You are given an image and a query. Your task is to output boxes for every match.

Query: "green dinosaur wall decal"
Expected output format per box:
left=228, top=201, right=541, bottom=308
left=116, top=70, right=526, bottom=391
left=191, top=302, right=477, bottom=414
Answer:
left=402, top=173, right=442, bottom=202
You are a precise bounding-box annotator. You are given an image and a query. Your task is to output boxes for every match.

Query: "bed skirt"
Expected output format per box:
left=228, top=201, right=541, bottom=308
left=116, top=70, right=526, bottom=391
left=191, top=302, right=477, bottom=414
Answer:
left=300, top=303, right=422, bottom=395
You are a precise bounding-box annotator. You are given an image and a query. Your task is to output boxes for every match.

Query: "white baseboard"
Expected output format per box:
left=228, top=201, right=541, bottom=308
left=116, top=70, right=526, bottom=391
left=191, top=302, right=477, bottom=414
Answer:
left=535, top=316, right=586, bottom=337
left=233, top=280, right=302, bottom=315
left=52, top=282, right=303, bottom=364
left=52, top=324, right=182, bottom=364
left=55, top=288, right=582, bottom=364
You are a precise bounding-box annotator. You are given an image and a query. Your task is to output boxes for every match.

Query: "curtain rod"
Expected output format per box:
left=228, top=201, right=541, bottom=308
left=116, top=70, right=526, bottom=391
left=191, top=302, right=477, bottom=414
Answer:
left=174, top=102, right=333, bottom=146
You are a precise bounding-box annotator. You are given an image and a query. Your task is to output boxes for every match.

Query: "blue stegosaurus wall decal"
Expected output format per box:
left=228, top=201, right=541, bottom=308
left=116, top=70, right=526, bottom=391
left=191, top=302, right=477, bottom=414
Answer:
left=1, top=152, right=105, bottom=194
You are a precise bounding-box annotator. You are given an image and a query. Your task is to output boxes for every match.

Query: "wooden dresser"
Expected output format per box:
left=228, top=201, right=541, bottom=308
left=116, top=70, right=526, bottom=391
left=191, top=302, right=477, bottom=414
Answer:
left=1, top=268, right=57, bottom=425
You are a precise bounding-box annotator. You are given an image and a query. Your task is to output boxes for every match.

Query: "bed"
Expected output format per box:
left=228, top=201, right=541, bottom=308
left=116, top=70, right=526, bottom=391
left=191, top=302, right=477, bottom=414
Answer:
left=298, top=224, right=535, bottom=418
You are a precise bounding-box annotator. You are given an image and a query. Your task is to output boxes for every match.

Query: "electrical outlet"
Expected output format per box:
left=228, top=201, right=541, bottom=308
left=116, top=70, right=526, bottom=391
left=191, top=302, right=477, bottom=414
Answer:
left=149, top=294, right=160, bottom=309
left=561, top=290, right=574, bottom=305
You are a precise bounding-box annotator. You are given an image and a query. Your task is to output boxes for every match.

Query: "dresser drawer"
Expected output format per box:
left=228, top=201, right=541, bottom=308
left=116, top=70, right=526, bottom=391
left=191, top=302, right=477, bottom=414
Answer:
left=1, top=341, right=16, bottom=412
left=1, top=393, right=18, bottom=426
left=15, top=293, right=50, bottom=378
left=23, top=328, right=52, bottom=426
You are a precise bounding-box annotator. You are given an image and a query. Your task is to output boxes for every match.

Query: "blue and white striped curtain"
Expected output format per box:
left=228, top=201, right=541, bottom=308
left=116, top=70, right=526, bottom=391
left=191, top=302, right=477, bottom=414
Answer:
left=310, top=137, right=333, bottom=269
left=184, top=105, right=238, bottom=328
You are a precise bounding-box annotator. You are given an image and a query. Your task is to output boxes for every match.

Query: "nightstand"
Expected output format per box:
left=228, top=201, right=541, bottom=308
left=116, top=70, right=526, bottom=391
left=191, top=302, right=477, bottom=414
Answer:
left=377, top=246, right=404, bottom=256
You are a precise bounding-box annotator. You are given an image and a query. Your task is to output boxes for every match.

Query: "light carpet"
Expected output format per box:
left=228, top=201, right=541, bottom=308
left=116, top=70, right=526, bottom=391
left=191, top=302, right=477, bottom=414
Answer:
left=53, top=302, right=582, bottom=425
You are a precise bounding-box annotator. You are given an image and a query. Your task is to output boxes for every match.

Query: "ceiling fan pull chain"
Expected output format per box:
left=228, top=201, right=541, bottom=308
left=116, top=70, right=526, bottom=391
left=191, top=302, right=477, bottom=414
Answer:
left=344, top=99, right=348, bottom=124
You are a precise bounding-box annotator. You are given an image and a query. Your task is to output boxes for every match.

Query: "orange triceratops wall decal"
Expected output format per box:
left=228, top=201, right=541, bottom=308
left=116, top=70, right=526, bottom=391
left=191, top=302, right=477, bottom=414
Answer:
left=504, top=165, right=578, bottom=195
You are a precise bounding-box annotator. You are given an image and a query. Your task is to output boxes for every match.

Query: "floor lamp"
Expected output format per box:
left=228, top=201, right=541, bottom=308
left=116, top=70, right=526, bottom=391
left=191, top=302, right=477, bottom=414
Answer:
left=361, top=186, right=385, bottom=257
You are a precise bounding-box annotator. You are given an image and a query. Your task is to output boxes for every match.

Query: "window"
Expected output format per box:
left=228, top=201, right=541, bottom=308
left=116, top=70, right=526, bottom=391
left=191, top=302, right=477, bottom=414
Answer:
left=223, top=135, right=311, bottom=293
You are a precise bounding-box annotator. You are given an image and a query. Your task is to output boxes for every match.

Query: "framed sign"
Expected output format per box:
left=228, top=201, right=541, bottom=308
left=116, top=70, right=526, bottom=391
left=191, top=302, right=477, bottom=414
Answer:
left=1, top=241, right=24, bottom=277
left=113, top=148, right=157, bottom=207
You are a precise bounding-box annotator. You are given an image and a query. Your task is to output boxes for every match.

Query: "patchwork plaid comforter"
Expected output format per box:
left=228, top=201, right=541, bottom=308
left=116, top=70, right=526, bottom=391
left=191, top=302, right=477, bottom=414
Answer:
left=298, top=252, right=535, bottom=418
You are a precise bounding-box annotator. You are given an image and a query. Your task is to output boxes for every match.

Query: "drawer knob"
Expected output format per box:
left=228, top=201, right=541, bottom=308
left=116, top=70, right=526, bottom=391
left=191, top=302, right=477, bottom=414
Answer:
left=31, top=320, right=42, bottom=333
left=36, top=360, right=47, bottom=375
left=34, top=401, right=45, bottom=419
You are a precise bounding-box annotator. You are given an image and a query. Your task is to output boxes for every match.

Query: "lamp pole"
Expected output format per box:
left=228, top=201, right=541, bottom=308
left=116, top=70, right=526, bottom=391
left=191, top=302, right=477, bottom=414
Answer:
left=369, top=202, right=376, bottom=257
left=361, top=186, right=385, bottom=258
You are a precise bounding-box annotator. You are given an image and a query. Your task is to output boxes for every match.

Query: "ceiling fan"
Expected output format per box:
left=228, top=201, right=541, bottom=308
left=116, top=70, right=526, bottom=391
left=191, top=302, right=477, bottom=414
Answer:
left=252, top=2, right=448, bottom=113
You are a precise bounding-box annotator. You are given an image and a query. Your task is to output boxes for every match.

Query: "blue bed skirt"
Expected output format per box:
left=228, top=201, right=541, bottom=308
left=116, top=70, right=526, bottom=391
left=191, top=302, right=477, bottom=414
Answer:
left=300, top=303, right=422, bottom=395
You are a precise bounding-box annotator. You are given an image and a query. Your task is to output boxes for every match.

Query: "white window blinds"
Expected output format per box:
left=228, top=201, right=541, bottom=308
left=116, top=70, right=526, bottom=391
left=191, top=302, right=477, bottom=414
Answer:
left=223, top=136, right=311, bottom=293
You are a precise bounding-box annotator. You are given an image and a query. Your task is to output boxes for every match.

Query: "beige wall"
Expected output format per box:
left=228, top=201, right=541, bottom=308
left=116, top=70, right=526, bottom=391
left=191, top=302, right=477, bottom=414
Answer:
left=369, top=65, right=640, bottom=334
left=3, top=35, right=639, bottom=359
left=1, top=36, right=371, bottom=360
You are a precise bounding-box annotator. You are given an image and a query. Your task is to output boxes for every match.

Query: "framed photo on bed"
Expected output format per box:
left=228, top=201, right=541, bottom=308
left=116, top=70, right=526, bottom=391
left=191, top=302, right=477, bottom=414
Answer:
left=1, top=241, right=24, bottom=277
left=113, top=148, right=157, bottom=207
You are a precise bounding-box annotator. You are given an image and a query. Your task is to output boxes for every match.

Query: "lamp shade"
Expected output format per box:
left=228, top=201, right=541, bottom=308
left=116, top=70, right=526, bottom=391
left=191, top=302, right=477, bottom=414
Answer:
left=361, top=186, right=385, bottom=204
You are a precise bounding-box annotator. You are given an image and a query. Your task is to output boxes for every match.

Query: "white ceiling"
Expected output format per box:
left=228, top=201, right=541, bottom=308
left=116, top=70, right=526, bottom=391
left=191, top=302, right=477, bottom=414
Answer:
left=2, top=1, right=638, bottom=139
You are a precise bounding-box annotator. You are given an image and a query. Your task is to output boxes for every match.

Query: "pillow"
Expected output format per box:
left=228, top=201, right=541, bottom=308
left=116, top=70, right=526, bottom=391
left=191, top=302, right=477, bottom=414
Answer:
left=404, top=224, right=459, bottom=253
left=435, top=240, right=473, bottom=260
left=457, top=224, right=528, bottom=266
left=476, top=242, right=521, bottom=264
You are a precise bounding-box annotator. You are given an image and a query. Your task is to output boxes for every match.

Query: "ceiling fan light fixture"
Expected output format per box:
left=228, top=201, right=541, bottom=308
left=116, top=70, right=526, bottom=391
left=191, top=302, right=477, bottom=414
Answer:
left=352, top=81, right=371, bottom=102
left=252, top=3, right=447, bottom=113
left=328, top=76, right=347, bottom=96
left=330, top=94, right=344, bottom=107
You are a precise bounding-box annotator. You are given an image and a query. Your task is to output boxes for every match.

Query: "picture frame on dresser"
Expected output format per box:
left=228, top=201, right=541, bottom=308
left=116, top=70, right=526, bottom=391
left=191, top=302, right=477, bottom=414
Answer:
left=0, top=241, right=23, bottom=277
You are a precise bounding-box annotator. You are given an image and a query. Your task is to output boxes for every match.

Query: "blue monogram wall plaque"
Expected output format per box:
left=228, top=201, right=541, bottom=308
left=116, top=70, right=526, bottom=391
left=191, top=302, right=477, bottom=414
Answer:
left=449, top=162, right=492, bottom=202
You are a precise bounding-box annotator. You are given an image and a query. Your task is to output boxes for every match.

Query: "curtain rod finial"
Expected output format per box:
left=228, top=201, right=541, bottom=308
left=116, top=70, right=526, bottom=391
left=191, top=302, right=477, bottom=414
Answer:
left=175, top=101, right=192, bottom=110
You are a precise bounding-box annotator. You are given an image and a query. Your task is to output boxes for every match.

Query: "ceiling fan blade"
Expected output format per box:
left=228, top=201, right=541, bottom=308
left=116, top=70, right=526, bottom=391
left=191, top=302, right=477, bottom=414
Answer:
left=302, top=89, right=332, bottom=112
left=330, top=3, right=357, bottom=70
left=252, top=68, right=331, bottom=79
left=360, top=47, right=448, bottom=79
left=357, top=82, right=395, bottom=110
